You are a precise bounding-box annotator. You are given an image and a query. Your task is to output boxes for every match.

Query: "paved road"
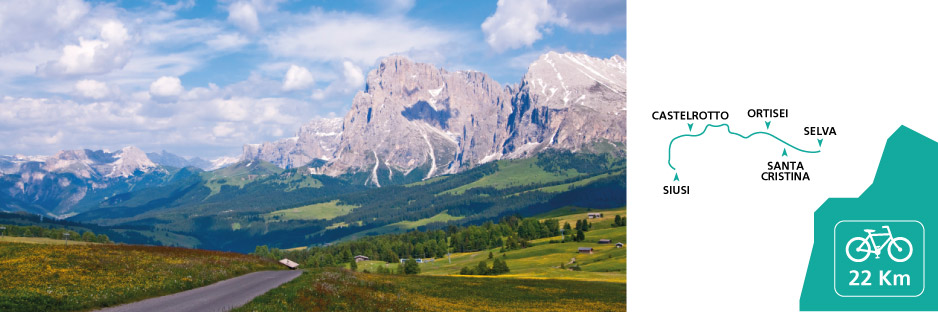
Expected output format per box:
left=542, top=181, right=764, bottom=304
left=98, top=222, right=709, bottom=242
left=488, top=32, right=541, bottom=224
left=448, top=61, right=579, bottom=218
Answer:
left=96, top=270, right=303, bottom=312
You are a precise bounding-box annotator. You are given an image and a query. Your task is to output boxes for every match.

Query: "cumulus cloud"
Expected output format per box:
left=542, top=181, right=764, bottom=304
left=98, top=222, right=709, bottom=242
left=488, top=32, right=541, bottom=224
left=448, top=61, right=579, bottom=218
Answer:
left=228, top=1, right=260, bottom=32
left=342, top=61, right=364, bottom=89
left=0, top=0, right=90, bottom=53
left=481, top=0, right=625, bottom=52
left=481, top=0, right=568, bottom=52
left=282, top=65, right=314, bottom=91
left=553, top=0, right=626, bottom=34
left=311, top=61, right=365, bottom=101
left=37, top=20, right=133, bottom=76
left=266, top=12, right=460, bottom=65
left=74, top=79, right=110, bottom=99
left=149, top=76, right=184, bottom=97
left=213, top=122, right=236, bottom=137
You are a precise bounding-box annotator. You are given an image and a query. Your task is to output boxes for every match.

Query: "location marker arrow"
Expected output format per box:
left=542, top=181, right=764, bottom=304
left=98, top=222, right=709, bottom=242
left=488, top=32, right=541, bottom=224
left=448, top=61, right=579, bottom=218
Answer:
left=765, top=121, right=772, bottom=129
left=687, top=123, right=694, bottom=132
left=818, top=138, right=824, bottom=147
left=782, top=148, right=788, bottom=157
left=673, top=173, right=680, bottom=182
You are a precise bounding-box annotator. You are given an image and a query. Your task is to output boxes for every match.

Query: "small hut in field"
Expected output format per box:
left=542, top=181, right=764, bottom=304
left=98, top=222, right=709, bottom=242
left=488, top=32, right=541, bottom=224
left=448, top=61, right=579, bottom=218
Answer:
left=279, top=258, right=299, bottom=270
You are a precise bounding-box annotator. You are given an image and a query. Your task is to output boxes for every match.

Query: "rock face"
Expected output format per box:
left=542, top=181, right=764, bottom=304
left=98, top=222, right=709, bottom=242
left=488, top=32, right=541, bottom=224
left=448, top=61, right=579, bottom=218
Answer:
left=240, top=117, right=343, bottom=168
left=241, top=51, right=626, bottom=185
left=503, top=52, right=627, bottom=158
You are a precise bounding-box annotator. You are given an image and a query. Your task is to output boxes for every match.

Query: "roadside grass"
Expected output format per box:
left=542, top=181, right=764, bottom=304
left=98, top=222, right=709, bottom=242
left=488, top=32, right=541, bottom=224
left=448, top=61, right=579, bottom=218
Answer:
left=264, top=200, right=359, bottom=222
left=234, top=268, right=626, bottom=312
left=0, top=242, right=280, bottom=312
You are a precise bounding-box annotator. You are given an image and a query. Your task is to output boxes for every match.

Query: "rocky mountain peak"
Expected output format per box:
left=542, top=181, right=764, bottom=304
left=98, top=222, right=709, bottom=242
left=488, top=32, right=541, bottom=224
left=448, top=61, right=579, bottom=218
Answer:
left=241, top=117, right=344, bottom=168
left=245, top=51, right=626, bottom=185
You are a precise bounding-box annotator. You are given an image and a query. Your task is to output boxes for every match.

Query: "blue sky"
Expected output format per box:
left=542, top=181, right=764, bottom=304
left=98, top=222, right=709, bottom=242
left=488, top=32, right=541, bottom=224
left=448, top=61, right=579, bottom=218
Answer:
left=0, top=0, right=625, bottom=159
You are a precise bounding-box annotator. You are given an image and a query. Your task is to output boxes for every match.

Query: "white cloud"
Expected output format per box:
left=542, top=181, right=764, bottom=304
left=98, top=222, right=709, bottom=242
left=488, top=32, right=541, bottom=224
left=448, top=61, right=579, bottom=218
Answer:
left=0, top=0, right=90, bottom=53
left=342, top=61, right=364, bottom=89
left=282, top=65, right=314, bottom=91
left=310, top=61, right=366, bottom=101
left=481, top=0, right=568, bottom=52
left=206, top=33, right=249, bottom=50
left=552, top=0, right=626, bottom=34
left=37, top=19, right=133, bottom=76
left=149, top=76, right=184, bottom=97
left=44, top=131, right=65, bottom=144
left=213, top=122, right=236, bottom=137
left=214, top=98, right=250, bottom=121
left=266, top=12, right=460, bottom=65
left=228, top=1, right=260, bottom=33
left=74, top=79, right=110, bottom=99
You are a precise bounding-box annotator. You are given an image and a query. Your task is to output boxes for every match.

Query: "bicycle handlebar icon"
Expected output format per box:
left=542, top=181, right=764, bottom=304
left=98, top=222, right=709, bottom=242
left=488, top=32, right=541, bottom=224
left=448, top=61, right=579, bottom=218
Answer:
left=845, top=225, right=913, bottom=263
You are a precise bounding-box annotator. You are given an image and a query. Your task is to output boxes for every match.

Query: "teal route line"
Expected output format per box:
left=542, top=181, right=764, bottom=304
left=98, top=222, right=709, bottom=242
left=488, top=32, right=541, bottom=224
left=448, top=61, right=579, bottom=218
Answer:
left=668, top=124, right=821, bottom=170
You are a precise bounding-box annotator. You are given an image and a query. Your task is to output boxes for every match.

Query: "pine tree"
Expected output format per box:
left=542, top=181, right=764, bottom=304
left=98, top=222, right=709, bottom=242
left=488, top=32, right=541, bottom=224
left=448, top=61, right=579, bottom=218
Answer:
left=492, top=258, right=510, bottom=274
left=350, top=260, right=358, bottom=272
left=404, top=258, right=420, bottom=274
left=477, top=260, right=490, bottom=275
left=576, top=229, right=585, bottom=242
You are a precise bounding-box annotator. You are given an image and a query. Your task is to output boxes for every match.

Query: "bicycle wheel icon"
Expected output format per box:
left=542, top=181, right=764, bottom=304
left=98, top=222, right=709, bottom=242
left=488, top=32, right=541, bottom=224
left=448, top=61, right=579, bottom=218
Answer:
left=888, top=237, right=913, bottom=262
left=846, top=237, right=871, bottom=262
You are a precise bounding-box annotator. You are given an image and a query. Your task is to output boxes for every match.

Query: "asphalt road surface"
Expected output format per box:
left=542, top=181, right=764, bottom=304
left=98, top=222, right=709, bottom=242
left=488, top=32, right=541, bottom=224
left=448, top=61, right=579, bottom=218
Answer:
left=96, top=270, right=303, bottom=312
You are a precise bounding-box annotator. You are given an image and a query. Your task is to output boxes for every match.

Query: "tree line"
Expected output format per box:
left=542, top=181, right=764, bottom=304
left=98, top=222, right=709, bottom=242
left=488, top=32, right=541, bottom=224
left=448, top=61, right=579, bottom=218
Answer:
left=251, top=214, right=581, bottom=268
left=0, top=224, right=111, bottom=243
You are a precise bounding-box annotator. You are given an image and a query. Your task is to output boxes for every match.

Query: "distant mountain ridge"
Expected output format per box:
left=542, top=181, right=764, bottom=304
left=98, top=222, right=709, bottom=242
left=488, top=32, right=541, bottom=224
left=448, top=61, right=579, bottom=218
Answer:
left=241, top=51, right=626, bottom=185
left=0, top=148, right=237, bottom=217
left=146, top=150, right=214, bottom=171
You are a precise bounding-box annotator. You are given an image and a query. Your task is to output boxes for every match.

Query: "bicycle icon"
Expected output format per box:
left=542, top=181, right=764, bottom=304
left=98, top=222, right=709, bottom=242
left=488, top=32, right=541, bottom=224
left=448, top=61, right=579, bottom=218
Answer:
left=845, top=225, right=913, bottom=263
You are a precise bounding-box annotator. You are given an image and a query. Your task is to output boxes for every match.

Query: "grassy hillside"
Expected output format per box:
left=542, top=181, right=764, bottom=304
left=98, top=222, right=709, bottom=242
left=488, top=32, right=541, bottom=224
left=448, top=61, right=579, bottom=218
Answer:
left=67, top=151, right=624, bottom=252
left=358, top=207, right=626, bottom=282
left=0, top=241, right=280, bottom=312
left=235, top=268, right=627, bottom=312
left=440, top=157, right=580, bottom=195
left=264, top=200, right=358, bottom=221
left=329, top=206, right=625, bottom=285
left=334, top=211, right=465, bottom=243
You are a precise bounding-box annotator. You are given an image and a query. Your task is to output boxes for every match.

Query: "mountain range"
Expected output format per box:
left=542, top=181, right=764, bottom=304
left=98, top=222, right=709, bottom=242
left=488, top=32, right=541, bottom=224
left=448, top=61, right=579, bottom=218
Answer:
left=0, top=52, right=625, bottom=251
left=241, top=51, right=626, bottom=185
